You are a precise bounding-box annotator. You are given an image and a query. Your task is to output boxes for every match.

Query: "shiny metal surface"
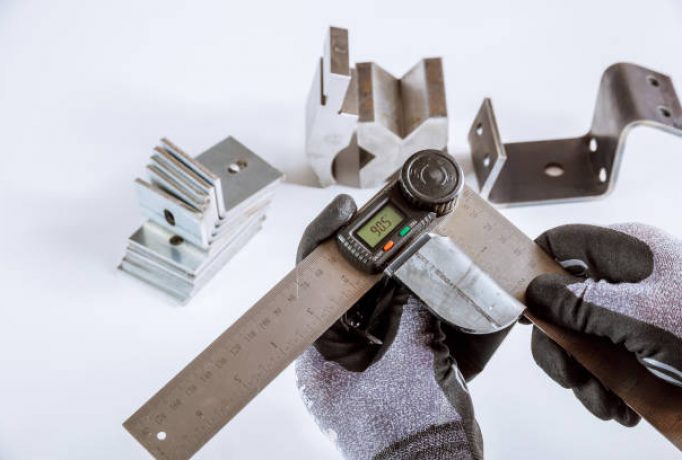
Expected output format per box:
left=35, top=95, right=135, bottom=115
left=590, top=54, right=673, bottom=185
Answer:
left=393, top=234, right=524, bottom=334
left=121, top=136, right=282, bottom=302
left=305, top=27, right=448, bottom=188
left=121, top=216, right=265, bottom=302
left=469, top=63, right=682, bottom=206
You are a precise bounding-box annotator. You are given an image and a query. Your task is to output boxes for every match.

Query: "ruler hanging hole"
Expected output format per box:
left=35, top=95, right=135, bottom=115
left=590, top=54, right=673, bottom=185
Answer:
left=598, top=167, right=608, bottom=183
left=659, top=106, right=672, bottom=118
left=476, top=123, right=484, bottom=136
left=482, top=154, right=491, bottom=168
left=647, top=76, right=660, bottom=87
left=164, top=209, right=176, bottom=226
left=156, top=431, right=167, bottom=441
left=169, top=235, right=184, bottom=246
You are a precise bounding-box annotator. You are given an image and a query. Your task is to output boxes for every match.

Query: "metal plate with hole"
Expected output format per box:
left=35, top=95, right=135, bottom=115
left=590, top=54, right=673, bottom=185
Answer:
left=196, top=137, right=283, bottom=215
left=138, top=137, right=283, bottom=249
left=121, top=216, right=265, bottom=302
left=469, top=63, right=682, bottom=206
left=121, top=136, right=282, bottom=302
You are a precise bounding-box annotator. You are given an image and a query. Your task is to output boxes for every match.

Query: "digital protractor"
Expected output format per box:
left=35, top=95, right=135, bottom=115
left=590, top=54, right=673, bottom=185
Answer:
left=125, top=150, right=682, bottom=459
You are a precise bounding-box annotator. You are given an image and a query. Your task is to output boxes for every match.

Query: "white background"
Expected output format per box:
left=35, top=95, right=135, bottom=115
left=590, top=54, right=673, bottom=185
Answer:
left=1, top=0, right=681, bottom=458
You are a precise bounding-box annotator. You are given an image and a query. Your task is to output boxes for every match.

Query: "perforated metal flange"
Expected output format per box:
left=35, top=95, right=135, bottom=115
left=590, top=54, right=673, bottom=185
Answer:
left=469, top=63, right=682, bottom=206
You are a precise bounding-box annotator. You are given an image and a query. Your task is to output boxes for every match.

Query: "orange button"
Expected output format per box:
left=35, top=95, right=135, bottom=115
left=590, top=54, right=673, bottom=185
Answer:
left=383, top=240, right=395, bottom=251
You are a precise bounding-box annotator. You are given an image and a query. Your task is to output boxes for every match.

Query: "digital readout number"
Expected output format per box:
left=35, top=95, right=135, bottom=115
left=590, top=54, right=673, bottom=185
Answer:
left=355, top=204, right=405, bottom=248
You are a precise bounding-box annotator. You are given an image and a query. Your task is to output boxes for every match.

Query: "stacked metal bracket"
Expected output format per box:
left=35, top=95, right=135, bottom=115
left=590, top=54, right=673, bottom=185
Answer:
left=305, top=26, right=448, bottom=188
left=120, top=137, right=283, bottom=302
left=469, top=62, right=682, bottom=206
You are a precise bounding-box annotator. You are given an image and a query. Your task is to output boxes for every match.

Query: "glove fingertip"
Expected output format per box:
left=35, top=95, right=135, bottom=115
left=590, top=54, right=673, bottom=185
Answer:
left=531, top=327, right=589, bottom=389
left=525, top=273, right=582, bottom=321
left=296, top=195, right=357, bottom=263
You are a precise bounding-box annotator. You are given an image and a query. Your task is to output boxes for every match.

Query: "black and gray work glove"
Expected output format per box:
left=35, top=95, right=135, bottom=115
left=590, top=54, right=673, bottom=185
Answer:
left=527, top=223, right=682, bottom=427
left=294, top=194, right=490, bottom=459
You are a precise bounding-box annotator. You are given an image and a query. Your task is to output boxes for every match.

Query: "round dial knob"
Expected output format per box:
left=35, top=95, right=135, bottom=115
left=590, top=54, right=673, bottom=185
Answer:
left=399, top=149, right=463, bottom=215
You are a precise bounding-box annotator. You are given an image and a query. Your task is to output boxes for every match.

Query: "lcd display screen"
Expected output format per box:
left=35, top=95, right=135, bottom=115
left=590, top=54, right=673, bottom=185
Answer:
left=355, top=204, right=405, bottom=248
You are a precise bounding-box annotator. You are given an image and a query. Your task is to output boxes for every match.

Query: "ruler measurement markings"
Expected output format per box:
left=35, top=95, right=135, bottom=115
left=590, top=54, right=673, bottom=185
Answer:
left=125, top=242, right=380, bottom=459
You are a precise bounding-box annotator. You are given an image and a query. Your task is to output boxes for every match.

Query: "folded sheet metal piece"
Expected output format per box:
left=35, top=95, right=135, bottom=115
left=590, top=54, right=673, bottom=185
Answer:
left=305, top=26, right=448, bottom=188
left=120, top=136, right=283, bottom=302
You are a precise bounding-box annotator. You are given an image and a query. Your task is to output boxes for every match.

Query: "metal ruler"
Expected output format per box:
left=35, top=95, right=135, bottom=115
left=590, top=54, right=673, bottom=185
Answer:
left=125, top=185, right=682, bottom=458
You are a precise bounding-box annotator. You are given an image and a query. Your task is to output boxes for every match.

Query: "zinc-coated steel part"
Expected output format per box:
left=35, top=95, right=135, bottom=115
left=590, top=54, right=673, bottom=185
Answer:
left=392, top=234, right=525, bottom=334
left=135, top=179, right=211, bottom=248
left=122, top=136, right=283, bottom=302
left=305, top=26, right=448, bottom=188
left=121, top=215, right=265, bottom=302
left=195, top=137, right=283, bottom=218
left=138, top=137, right=283, bottom=249
left=124, top=184, right=682, bottom=459
left=469, top=63, right=682, bottom=206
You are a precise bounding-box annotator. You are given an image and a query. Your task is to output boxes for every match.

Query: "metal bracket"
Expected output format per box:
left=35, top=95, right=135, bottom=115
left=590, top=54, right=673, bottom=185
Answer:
left=120, top=137, right=283, bottom=302
left=468, top=63, right=682, bottom=206
left=306, top=26, right=448, bottom=188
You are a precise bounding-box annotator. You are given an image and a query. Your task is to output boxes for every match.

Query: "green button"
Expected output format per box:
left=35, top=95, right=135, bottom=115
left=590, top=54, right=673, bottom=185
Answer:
left=399, top=226, right=411, bottom=237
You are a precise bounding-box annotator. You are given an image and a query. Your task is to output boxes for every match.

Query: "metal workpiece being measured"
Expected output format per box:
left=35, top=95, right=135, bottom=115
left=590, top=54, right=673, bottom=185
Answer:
left=305, top=26, right=448, bottom=188
left=469, top=62, right=682, bottom=206
left=120, top=136, right=283, bottom=302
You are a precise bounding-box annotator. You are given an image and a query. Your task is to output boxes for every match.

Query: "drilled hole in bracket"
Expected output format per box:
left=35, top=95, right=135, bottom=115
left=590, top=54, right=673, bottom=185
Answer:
left=476, top=123, right=484, bottom=136
left=482, top=154, right=491, bottom=168
left=157, top=431, right=167, bottom=441
left=228, top=160, right=248, bottom=174
left=544, top=163, right=564, bottom=178
left=659, top=106, right=672, bottom=118
left=164, top=209, right=176, bottom=226
left=647, top=76, right=660, bottom=87
left=598, top=168, right=608, bottom=183
left=589, top=137, right=598, bottom=152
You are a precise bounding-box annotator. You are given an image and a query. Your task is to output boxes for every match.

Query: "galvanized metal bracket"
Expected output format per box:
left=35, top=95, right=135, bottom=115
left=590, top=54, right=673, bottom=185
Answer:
left=469, top=63, right=682, bottom=206
left=306, top=26, right=448, bottom=188
left=121, top=137, right=283, bottom=302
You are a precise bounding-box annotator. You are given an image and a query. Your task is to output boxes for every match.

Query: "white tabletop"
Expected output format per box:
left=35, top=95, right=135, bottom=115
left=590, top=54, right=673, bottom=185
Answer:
left=1, top=0, right=681, bottom=458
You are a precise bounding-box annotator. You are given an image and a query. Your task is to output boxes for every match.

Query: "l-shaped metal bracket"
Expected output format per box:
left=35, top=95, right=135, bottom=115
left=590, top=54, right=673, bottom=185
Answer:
left=468, top=63, right=682, bottom=206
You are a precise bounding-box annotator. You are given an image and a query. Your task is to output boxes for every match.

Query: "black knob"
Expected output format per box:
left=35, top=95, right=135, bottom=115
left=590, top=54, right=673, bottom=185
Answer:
left=398, top=150, right=463, bottom=215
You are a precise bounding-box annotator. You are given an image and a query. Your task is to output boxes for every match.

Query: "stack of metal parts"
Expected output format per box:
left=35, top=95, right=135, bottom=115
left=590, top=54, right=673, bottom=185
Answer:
left=120, top=137, right=283, bottom=302
left=306, top=26, right=448, bottom=188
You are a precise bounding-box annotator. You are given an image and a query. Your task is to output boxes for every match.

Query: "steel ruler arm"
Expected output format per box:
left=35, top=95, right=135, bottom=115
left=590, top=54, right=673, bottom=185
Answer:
left=125, top=185, right=682, bottom=459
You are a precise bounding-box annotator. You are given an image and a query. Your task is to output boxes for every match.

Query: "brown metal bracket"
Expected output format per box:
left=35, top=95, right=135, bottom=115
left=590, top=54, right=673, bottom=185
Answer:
left=468, top=63, right=682, bottom=206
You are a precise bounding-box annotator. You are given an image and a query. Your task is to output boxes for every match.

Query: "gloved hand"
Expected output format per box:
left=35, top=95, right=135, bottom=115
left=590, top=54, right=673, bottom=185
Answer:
left=294, top=194, right=488, bottom=459
left=526, top=223, right=682, bottom=427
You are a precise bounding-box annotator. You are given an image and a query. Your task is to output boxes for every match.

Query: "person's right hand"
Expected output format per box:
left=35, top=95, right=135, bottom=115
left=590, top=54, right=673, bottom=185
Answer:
left=526, top=223, right=682, bottom=426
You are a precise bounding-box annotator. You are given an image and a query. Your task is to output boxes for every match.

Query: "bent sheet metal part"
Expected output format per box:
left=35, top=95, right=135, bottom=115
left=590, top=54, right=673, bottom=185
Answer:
left=306, top=26, right=448, bottom=188
left=469, top=63, right=682, bottom=206
left=121, top=136, right=283, bottom=302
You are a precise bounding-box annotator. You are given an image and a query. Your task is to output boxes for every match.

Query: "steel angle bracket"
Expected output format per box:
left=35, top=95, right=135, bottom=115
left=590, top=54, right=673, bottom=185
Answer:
left=306, top=26, right=448, bottom=188
left=469, top=63, right=682, bottom=206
